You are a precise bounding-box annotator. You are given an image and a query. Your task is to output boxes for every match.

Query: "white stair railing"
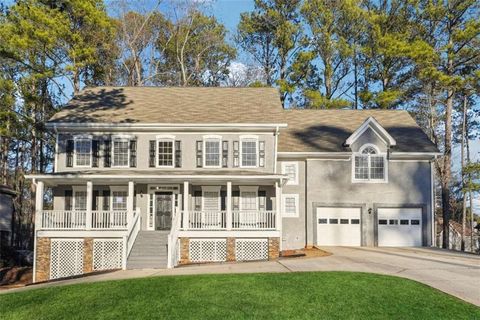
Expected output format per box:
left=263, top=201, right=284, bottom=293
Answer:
left=123, top=208, right=141, bottom=269
left=167, top=208, right=182, bottom=268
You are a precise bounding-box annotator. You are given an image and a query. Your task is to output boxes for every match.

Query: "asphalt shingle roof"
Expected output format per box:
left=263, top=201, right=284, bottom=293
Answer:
left=49, top=86, right=438, bottom=153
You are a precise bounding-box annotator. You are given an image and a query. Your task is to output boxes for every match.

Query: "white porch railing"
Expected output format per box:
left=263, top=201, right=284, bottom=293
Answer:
left=41, top=210, right=87, bottom=230
left=167, top=208, right=182, bottom=268
left=181, top=210, right=276, bottom=230
left=92, top=211, right=128, bottom=230
left=185, top=211, right=227, bottom=230
left=40, top=210, right=135, bottom=230
left=232, top=211, right=276, bottom=230
left=126, top=211, right=141, bottom=257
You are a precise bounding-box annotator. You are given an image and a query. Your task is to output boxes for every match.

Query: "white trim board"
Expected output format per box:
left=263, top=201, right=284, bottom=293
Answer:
left=345, top=117, right=396, bottom=147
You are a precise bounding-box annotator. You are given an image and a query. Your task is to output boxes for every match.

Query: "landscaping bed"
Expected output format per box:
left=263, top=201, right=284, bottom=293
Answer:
left=0, top=272, right=478, bottom=319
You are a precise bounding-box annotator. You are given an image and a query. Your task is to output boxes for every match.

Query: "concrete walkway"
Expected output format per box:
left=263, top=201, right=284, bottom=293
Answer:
left=2, top=247, right=479, bottom=306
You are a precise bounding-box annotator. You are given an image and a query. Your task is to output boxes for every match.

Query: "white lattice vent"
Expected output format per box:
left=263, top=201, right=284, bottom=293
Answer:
left=189, top=239, right=227, bottom=263
left=235, top=239, right=268, bottom=261
left=50, top=239, right=84, bottom=280
left=93, top=239, right=123, bottom=271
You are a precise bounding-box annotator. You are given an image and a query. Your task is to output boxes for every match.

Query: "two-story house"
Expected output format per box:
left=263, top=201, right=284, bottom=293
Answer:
left=27, top=87, right=439, bottom=282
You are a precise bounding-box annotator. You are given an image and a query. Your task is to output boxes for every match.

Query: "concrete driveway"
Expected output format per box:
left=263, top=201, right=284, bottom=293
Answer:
left=3, top=247, right=479, bottom=306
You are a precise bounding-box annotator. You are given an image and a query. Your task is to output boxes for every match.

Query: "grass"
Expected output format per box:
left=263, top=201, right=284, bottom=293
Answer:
left=0, top=272, right=478, bottom=319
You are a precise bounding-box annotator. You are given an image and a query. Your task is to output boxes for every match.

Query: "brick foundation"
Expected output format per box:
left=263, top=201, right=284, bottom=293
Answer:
left=226, top=237, right=236, bottom=262
left=268, top=237, right=280, bottom=260
left=179, top=237, right=190, bottom=265
left=83, top=238, right=93, bottom=273
left=35, top=237, right=51, bottom=282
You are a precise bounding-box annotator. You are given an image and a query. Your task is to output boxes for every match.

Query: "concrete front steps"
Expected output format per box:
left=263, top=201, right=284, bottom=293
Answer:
left=127, top=231, right=168, bottom=269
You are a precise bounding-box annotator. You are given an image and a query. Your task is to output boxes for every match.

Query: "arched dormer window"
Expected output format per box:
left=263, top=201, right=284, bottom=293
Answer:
left=353, top=144, right=387, bottom=182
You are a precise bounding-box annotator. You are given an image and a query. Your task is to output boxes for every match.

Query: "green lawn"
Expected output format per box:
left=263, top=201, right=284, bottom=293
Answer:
left=0, top=272, right=478, bottom=319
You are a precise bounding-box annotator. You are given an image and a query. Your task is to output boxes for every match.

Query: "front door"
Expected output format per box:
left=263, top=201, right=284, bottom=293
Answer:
left=155, top=192, right=173, bottom=230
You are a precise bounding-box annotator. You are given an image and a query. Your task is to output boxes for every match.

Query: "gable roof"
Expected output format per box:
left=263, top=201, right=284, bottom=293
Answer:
left=49, top=87, right=285, bottom=124
left=48, top=86, right=438, bottom=154
left=278, top=109, right=438, bottom=153
left=344, top=116, right=397, bottom=147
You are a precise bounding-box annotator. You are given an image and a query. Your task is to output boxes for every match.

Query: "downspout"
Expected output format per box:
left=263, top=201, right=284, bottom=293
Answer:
left=305, top=158, right=308, bottom=248
left=273, top=126, right=279, bottom=173
left=31, top=178, right=37, bottom=283
left=431, top=156, right=436, bottom=247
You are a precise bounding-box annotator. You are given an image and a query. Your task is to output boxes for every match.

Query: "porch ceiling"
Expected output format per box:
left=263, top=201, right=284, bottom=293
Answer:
left=26, top=170, right=287, bottom=186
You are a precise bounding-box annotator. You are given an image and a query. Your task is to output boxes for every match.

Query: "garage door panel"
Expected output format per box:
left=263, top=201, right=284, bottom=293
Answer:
left=378, top=208, right=422, bottom=247
left=317, top=207, right=361, bottom=246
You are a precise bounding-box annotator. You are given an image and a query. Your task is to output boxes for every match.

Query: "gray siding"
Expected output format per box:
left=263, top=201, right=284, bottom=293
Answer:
left=56, top=132, right=276, bottom=173
left=305, top=159, right=433, bottom=247
left=279, top=160, right=306, bottom=250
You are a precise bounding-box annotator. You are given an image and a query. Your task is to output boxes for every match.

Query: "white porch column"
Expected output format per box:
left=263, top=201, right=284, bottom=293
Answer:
left=86, top=181, right=93, bottom=230
left=275, top=181, right=282, bottom=232
left=33, top=180, right=44, bottom=283
left=226, top=181, right=232, bottom=230
left=183, top=181, right=189, bottom=229
left=127, top=181, right=134, bottom=227
left=34, top=180, right=44, bottom=227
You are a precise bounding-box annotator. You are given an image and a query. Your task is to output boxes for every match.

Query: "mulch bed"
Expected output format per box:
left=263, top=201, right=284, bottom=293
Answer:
left=280, top=247, right=332, bottom=259
left=0, top=266, right=33, bottom=290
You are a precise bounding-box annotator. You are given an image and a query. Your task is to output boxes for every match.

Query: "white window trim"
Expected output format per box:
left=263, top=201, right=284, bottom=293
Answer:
left=281, top=161, right=299, bottom=185
left=201, top=186, right=221, bottom=211
left=239, top=186, right=259, bottom=211
left=72, top=186, right=87, bottom=211
left=111, top=136, right=130, bottom=168
left=110, top=186, right=128, bottom=211
left=239, top=135, right=259, bottom=168
left=73, top=135, right=92, bottom=168
left=156, top=135, right=175, bottom=169
left=352, top=143, right=388, bottom=183
left=203, top=135, right=222, bottom=169
left=282, top=193, right=299, bottom=218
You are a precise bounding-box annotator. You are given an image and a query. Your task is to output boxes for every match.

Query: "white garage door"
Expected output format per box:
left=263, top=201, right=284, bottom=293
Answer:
left=316, top=207, right=361, bottom=246
left=378, top=208, right=422, bottom=246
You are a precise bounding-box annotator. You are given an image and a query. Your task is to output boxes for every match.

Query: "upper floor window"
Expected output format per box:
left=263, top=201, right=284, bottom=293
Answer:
left=353, top=144, right=387, bottom=182
left=204, top=136, right=221, bottom=168
left=112, top=138, right=130, bottom=167
left=240, top=136, right=258, bottom=168
left=282, top=162, right=298, bottom=185
left=74, top=137, right=92, bottom=167
left=158, top=139, right=174, bottom=167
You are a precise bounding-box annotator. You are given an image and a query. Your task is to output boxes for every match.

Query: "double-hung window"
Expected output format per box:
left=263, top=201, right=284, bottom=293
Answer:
left=204, top=137, right=221, bottom=168
left=157, top=139, right=174, bottom=167
left=282, top=162, right=298, bottom=185
left=282, top=194, right=299, bottom=217
left=73, top=188, right=87, bottom=211
left=239, top=186, right=258, bottom=211
left=111, top=190, right=127, bottom=211
left=74, top=138, right=92, bottom=167
left=353, top=144, right=387, bottom=182
left=112, top=138, right=130, bottom=167
left=240, top=137, right=258, bottom=168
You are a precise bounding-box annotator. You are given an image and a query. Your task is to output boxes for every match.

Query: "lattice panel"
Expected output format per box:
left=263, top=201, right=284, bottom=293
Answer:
left=50, top=239, right=84, bottom=280
left=235, top=239, right=268, bottom=261
left=189, top=239, right=227, bottom=263
left=93, top=239, right=123, bottom=271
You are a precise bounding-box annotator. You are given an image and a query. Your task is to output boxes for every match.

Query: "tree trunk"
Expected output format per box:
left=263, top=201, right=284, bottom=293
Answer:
left=460, top=95, right=467, bottom=251
left=441, top=85, right=453, bottom=249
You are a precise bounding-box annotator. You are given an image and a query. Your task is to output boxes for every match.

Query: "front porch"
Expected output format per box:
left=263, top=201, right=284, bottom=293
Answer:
left=32, top=173, right=285, bottom=281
